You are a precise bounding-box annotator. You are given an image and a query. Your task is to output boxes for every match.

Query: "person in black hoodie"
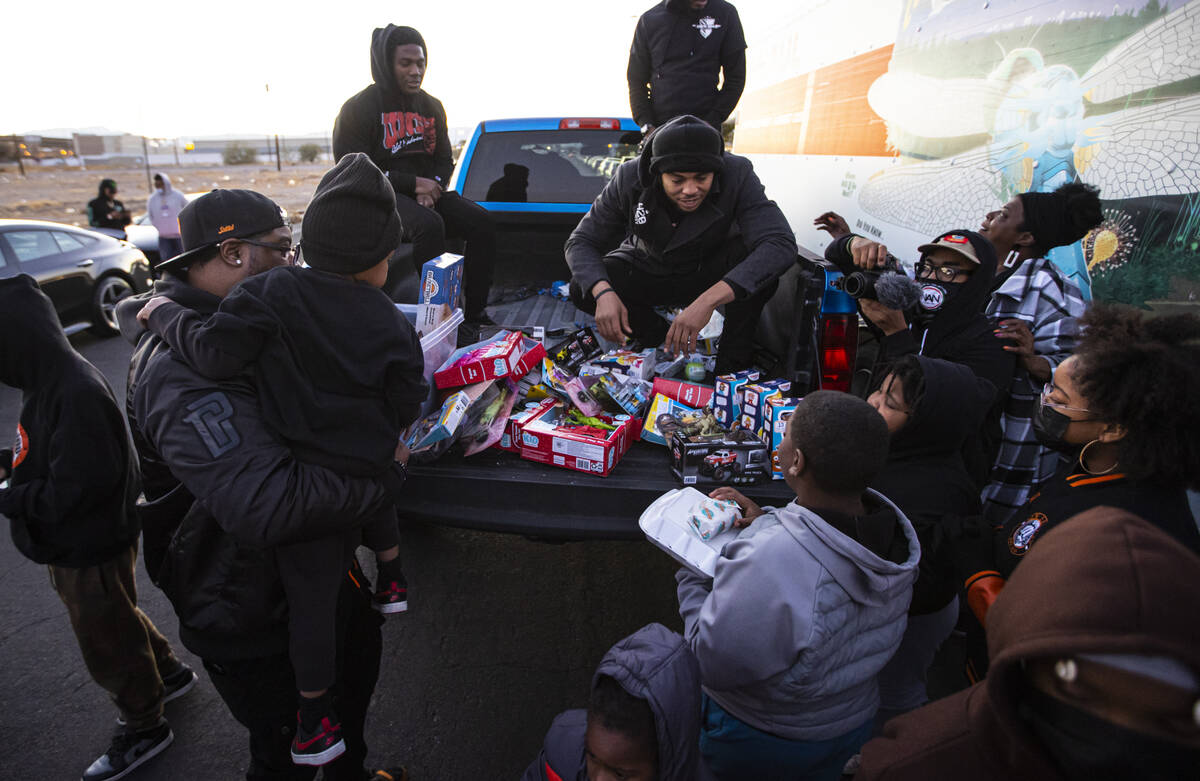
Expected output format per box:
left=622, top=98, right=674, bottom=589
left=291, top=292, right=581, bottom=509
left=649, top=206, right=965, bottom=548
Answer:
left=136, top=155, right=427, bottom=767
left=522, top=622, right=710, bottom=781
left=865, top=355, right=995, bottom=727
left=565, top=114, right=796, bottom=372
left=117, top=189, right=409, bottom=781
left=333, top=24, right=496, bottom=328
left=824, top=228, right=1014, bottom=485
left=87, top=178, right=132, bottom=235
left=627, top=0, right=748, bottom=132
left=0, top=274, right=195, bottom=781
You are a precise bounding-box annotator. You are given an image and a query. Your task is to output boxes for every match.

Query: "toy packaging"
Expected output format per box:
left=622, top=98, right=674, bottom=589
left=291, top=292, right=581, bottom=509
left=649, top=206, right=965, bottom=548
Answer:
left=767, top=396, right=801, bottom=479
left=739, top=379, right=793, bottom=442
left=407, top=388, right=474, bottom=454
left=548, top=327, right=603, bottom=374
left=651, top=377, right=714, bottom=409
left=420, top=253, right=464, bottom=308
left=587, top=372, right=652, bottom=419
left=689, top=495, right=743, bottom=541
left=434, top=330, right=546, bottom=389
left=519, top=403, right=636, bottom=477
left=641, top=394, right=699, bottom=446
left=541, top=357, right=605, bottom=416
left=670, top=429, right=771, bottom=487
left=497, top=398, right=558, bottom=452
left=458, top=379, right=520, bottom=456
left=582, top=349, right=656, bottom=381
left=713, top=369, right=760, bottom=427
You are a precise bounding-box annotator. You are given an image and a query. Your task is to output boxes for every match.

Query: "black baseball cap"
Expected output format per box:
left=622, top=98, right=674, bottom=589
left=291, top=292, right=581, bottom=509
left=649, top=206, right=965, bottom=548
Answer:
left=156, top=189, right=288, bottom=272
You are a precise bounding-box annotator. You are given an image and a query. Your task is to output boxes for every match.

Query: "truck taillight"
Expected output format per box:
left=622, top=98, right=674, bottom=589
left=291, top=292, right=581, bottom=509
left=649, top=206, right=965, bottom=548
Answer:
left=820, top=314, right=858, bottom=392
left=559, top=118, right=621, bottom=130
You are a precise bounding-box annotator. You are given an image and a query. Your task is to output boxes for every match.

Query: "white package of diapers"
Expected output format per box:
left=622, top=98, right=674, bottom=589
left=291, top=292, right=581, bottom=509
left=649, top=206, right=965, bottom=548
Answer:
left=689, top=496, right=742, bottom=541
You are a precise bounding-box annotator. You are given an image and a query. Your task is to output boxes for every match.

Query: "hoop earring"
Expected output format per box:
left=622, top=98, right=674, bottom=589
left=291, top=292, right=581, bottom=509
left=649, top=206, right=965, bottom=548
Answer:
left=1003, top=249, right=1021, bottom=269
left=1079, top=439, right=1118, bottom=475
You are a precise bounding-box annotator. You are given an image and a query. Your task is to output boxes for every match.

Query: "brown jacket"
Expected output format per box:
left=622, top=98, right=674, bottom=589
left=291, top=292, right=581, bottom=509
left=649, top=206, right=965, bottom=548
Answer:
left=855, top=506, right=1200, bottom=780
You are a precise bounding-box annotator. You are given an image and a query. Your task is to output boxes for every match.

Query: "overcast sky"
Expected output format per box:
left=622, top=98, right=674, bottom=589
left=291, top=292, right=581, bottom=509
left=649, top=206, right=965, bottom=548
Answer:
left=3, top=0, right=797, bottom=139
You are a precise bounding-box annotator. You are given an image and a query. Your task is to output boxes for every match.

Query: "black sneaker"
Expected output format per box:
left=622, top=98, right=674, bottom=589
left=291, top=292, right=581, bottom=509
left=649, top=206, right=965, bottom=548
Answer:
left=160, top=664, right=197, bottom=704
left=291, top=713, right=346, bottom=766
left=373, top=575, right=409, bottom=614
left=81, top=719, right=173, bottom=781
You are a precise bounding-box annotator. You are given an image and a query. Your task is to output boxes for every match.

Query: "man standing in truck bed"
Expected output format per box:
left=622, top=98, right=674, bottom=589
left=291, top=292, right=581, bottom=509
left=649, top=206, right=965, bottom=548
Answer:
left=627, top=0, right=747, bottom=134
left=566, top=114, right=795, bottom=373
left=333, top=24, right=496, bottom=331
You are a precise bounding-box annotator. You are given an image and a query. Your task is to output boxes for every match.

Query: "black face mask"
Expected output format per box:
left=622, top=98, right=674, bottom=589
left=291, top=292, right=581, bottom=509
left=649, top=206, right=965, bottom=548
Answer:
left=912, top=280, right=964, bottom=325
left=1018, top=682, right=1200, bottom=781
left=1032, top=399, right=1087, bottom=454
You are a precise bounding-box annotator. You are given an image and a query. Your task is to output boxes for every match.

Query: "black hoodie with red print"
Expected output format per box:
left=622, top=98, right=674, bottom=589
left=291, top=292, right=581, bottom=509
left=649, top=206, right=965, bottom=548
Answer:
left=333, top=24, right=454, bottom=199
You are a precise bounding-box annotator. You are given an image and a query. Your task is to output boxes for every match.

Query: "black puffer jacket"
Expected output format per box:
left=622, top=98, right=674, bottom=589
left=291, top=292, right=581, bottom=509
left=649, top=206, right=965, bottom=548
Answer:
left=120, top=275, right=402, bottom=660
left=565, top=133, right=796, bottom=304
left=0, top=275, right=140, bottom=567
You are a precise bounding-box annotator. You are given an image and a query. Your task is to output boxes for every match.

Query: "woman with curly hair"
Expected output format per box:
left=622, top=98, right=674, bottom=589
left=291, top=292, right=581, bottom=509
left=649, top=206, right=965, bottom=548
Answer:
left=959, top=304, right=1200, bottom=675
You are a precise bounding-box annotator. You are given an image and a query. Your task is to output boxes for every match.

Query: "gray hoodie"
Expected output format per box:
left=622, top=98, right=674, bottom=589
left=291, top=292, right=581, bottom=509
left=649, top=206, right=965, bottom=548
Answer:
left=147, top=171, right=188, bottom=238
left=522, top=622, right=710, bottom=781
left=676, top=492, right=920, bottom=741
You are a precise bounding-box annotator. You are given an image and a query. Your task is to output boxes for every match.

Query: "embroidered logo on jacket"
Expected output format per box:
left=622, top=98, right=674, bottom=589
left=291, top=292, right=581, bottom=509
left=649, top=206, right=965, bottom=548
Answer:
left=1008, top=512, right=1047, bottom=555
left=11, top=423, right=28, bottom=469
left=381, top=111, right=437, bottom=155
left=183, top=392, right=241, bottom=458
left=634, top=202, right=649, bottom=225
left=693, top=16, right=721, bottom=38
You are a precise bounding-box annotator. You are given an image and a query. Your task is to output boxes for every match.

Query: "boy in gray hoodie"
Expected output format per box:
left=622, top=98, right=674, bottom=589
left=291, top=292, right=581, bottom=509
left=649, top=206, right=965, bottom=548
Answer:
left=677, top=391, right=920, bottom=780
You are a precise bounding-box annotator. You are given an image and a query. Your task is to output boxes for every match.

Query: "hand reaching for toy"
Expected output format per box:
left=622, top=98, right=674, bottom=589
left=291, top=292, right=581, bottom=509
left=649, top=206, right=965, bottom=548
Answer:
left=665, top=300, right=714, bottom=355
left=592, top=284, right=632, bottom=344
left=710, top=486, right=763, bottom=527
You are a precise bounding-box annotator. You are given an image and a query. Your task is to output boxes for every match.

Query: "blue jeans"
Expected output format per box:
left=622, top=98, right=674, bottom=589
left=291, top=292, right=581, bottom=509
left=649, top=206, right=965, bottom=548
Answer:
left=700, top=694, right=873, bottom=781
left=157, top=236, right=184, bottom=263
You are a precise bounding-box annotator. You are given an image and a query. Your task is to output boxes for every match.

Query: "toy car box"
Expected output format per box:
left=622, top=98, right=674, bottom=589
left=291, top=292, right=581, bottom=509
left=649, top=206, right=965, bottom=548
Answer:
left=496, top=398, right=558, bottom=453
left=670, top=429, right=771, bottom=487
left=434, top=330, right=547, bottom=389
left=767, top=396, right=801, bottom=479
left=548, top=327, right=603, bottom=374
left=519, top=403, right=636, bottom=477
left=713, top=370, right=760, bottom=427
left=739, top=379, right=792, bottom=442
left=581, top=349, right=656, bottom=381
left=420, top=253, right=464, bottom=308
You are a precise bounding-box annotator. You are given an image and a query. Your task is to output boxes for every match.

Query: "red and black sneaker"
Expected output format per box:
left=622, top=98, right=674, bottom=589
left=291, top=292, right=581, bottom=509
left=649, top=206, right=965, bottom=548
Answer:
left=291, top=713, right=346, bottom=766
left=373, top=576, right=409, bottom=614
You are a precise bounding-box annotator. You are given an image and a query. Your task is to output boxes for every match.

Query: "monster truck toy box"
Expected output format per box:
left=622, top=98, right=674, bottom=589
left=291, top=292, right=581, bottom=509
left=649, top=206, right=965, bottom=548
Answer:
left=670, top=429, right=771, bottom=487
left=519, top=403, right=636, bottom=477
left=434, top=330, right=546, bottom=389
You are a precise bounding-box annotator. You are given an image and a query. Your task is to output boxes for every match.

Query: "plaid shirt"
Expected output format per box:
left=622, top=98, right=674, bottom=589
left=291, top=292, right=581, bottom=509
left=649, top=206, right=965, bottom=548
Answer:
left=980, top=257, right=1087, bottom=524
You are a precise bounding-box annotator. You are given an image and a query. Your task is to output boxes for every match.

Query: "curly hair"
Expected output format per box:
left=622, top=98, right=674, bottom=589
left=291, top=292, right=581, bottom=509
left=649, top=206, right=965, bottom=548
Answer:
left=1072, top=304, right=1200, bottom=489
left=588, top=675, right=657, bottom=755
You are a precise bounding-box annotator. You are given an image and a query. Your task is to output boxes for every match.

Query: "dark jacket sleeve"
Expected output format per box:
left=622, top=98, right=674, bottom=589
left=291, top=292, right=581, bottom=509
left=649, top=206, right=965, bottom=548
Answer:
left=720, top=160, right=797, bottom=297
left=564, top=162, right=638, bottom=302
left=332, top=93, right=375, bottom=162
left=432, top=98, right=454, bottom=186
left=627, top=18, right=655, bottom=127
left=136, top=367, right=399, bottom=549
left=147, top=301, right=264, bottom=380
left=385, top=313, right=429, bottom=429
left=709, top=8, right=747, bottom=126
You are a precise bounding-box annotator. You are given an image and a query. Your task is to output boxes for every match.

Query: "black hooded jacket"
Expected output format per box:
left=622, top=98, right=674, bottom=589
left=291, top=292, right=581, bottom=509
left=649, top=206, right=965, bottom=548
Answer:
left=565, top=138, right=796, bottom=303
left=871, top=357, right=995, bottom=614
left=332, top=25, right=454, bottom=199
left=627, top=0, right=747, bottom=128
left=521, top=623, right=712, bottom=781
left=0, top=275, right=140, bottom=567
left=87, top=179, right=132, bottom=231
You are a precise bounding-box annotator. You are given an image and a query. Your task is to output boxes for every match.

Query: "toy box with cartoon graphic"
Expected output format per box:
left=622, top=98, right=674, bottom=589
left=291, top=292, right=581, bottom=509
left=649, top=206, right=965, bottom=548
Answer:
left=713, top=370, right=760, bottom=427
left=496, top=398, right=558, bottom=453
left=519, top=403, right=636, bottom=477
left=739, top=379, right=792, bottom=442
left=434, top=330, right=547, bottom=389
left=548, top=327, right=603, bottom=374
left=669, top=429, right=771, bottom=487
left=420, top=253, right=464, bottom=308
left=767, top=396, right=801, bottom=479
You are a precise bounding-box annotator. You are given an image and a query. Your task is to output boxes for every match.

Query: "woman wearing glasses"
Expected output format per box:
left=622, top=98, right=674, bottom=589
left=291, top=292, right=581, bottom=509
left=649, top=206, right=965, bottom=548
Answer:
left=957, top=304, right=1200, bottom=677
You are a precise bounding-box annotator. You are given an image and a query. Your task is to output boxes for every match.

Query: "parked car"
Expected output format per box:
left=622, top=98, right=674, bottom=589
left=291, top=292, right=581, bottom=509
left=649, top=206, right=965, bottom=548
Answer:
left=0, top=219, right=152, bottom=335
left=125, top=191, right=205, bottom=264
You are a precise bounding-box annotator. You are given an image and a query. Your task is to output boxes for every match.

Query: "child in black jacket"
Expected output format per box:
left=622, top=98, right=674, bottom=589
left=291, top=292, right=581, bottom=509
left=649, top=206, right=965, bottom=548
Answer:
left=140, top=154, right=426, bottom=767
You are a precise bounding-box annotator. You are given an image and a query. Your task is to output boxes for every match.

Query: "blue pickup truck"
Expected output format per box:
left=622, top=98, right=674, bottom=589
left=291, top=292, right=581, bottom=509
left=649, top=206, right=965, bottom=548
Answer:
left=402, top=117, right=857, bottom=539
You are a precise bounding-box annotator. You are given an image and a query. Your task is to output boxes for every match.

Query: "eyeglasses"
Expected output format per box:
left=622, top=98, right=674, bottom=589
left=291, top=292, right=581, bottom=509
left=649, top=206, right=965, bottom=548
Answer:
left=915, top=259, right=969, bottom=282
left=1041, top=383, right=1093, bottom=414
left=224, top=238, right=298, bottom=264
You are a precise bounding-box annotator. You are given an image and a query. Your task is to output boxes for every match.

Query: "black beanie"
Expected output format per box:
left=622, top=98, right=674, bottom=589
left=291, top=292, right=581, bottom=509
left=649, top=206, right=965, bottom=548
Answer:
left=301, top=153, right=402, bottom=275
left=1018, top=182, right=1103, bottom=253
left=387, top=26, right=427, bottom=64
left=649, top=115, right=724, bottom=176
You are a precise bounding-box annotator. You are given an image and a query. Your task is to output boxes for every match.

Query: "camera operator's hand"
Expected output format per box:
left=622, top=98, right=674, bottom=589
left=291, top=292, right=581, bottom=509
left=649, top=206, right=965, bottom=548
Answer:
left=848, top=236, right=892, bottom=270
left=859, top=298, right=908, bottom=336
left=814, top=211, right=851, bottom=240
left=592, top=283, right=632, bottom=344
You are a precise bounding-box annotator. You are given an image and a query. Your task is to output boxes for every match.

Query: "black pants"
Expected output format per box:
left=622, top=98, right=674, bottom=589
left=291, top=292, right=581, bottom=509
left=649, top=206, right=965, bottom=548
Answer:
left=571, top=248, right=777, bottom=373
left=203, top=570, right=384, bottom=781
left=394, top=190, right=496, bottom=316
